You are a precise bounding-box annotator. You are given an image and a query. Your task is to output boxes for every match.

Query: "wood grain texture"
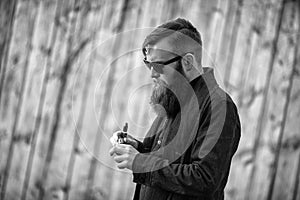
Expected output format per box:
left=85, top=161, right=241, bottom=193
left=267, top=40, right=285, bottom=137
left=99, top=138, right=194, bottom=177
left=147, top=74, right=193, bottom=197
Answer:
left=0, top=0, right=299, bottom=199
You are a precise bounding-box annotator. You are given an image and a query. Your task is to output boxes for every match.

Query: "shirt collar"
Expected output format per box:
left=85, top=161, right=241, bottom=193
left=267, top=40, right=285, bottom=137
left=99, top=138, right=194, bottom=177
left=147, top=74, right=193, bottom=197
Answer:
left=190, top=67, right=218, bottom=90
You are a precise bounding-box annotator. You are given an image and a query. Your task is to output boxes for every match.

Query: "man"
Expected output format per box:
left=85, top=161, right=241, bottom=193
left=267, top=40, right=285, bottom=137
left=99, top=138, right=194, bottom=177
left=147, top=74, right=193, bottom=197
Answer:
left=109, top=18, right=241, bottom=200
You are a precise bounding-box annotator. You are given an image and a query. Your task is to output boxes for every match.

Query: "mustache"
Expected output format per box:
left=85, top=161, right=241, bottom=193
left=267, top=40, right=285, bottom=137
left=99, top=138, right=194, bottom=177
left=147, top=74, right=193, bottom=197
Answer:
left=153, top=78, right=168, bottom=89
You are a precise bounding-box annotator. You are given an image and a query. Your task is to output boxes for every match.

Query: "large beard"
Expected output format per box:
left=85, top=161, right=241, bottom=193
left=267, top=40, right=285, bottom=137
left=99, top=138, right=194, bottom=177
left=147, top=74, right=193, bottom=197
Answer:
left=150, top=78, right=181, bottom=118
left=149, top=61, right=186, bottom=118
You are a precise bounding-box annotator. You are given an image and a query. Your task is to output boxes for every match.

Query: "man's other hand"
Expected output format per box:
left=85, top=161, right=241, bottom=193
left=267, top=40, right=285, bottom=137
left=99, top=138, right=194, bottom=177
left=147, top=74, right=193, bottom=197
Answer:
left=109, top=144, right=139, bottom=170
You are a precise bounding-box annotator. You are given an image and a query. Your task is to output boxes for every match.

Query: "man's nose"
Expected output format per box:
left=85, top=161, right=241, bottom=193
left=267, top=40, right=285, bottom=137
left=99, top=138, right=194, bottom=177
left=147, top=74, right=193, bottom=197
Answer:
left=151, top=67, right=160, bottom=78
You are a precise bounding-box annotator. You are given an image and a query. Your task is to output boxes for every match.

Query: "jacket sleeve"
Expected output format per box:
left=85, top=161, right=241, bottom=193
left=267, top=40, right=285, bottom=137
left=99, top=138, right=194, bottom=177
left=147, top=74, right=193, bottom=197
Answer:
left=135, top=136, right=155, bottom=153
left=132, top=100, right=241, bottom=196
left=134, top=116, right=165, bottom=153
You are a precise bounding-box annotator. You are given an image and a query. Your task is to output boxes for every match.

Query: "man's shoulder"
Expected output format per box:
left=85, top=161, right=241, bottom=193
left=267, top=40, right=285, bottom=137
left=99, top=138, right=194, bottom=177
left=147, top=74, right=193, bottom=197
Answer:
left=198, top=84, right=234, bottom=105
left=202, top=86, right=239, bottom=117
left=210, top=86, right=230, bottom=102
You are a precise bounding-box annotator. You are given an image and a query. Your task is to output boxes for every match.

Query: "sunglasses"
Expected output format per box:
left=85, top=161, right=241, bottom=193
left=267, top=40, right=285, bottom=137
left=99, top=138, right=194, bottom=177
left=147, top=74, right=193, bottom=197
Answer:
left=143, top=56, right=182, bottom=74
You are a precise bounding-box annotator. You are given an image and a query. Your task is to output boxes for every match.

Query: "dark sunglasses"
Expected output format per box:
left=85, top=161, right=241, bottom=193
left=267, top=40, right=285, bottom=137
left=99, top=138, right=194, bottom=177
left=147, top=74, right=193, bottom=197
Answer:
left=143, top=56, right=182, bottom=74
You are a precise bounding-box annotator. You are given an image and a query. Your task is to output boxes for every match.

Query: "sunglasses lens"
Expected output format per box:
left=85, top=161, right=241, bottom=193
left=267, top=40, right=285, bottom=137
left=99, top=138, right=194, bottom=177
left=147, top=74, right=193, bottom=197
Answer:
left=144, top=61, right=163, bottom=74
left=144, top=62, right=151, bottom=70
left=152, top=63, right=163, bottom=74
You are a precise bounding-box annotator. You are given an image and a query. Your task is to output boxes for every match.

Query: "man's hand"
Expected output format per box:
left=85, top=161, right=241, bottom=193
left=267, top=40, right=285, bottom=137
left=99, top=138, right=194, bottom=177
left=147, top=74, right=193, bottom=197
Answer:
left=109, top=144, right=139, bottom=170
left=110, top=131, right=139, bottom=149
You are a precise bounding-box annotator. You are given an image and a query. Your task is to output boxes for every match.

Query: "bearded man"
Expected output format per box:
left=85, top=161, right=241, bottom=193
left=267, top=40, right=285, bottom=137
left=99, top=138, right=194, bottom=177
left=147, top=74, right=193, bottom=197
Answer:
left=109, top=18, right=241, bottom=200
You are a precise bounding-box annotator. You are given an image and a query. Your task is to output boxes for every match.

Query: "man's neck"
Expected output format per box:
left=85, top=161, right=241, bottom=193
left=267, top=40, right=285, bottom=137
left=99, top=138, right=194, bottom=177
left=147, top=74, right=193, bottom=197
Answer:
left=188, top=66, right=203, bottom=83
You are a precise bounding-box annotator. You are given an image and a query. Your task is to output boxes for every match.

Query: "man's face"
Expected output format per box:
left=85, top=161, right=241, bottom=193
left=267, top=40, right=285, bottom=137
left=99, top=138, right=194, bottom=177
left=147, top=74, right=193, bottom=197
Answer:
left=144, top=40, right=186, bottom=118
left=144, top=47, right=184, bottom=86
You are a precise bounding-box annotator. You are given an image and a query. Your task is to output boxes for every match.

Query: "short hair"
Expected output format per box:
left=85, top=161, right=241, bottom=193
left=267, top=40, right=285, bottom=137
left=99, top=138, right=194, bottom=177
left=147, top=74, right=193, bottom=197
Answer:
left=142, top=18, right=202, bottom=64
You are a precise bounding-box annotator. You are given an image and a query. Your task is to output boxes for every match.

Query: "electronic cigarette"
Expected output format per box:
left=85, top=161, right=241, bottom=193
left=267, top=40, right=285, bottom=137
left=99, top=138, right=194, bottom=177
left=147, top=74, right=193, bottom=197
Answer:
left=117, top=122, right=128, bottom=144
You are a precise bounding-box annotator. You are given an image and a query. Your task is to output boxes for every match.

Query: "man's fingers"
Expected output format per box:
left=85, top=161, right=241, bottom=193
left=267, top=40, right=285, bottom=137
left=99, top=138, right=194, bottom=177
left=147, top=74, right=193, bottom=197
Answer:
left=114, top=154, right=127, bottom=163
left=109, top=144, right=128, bottom=156
left=109, top=144, right=137, bottom=170
left=109, top=146, right=122, bottom=156
left=116, top=160, right=128, bottom=169
left=109, top=147, right=115, bottom=156
left=118, top=143, right=127, bottom=148
left=111, top=152, right=129, bottom=169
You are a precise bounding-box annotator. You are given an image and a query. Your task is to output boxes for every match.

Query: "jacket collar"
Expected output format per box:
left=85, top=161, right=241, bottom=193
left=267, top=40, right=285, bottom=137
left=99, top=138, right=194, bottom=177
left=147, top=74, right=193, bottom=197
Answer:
left=190, top=67, right=218, bottom=91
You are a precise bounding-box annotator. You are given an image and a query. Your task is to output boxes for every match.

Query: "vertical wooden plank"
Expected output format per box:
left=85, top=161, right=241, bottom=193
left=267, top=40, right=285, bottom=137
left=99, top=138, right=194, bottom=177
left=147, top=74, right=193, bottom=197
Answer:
left=292, top=154, right=300, bottom=200
left=198, top=0, right=221, bottom=35
left=269, top=1, right=300, bottom=199
left=20, top=0, right=65, bottom=199
left=223, top=0, right=244, bottom=89
left=158, top=0, right=173, bottom=23
left=66, top=0, right=125, bottom=199
left=205, top=0, right=227, bottom=67
left=14, top=0, right=84, bottom=199
left=15, top=0, right=62, bottom=198
left=222, top=0, right=287, bottom=199
left=194, top=0, right=224, bottom=70
left=0, top=0, right=21, bottom=171
left=0, top=0, right=17, bottom=103
left=0, top=0, right=20, bottom=193
left=165, top=0, right=181, bottom=20
left=233, top=0, right=273, bottom=107
left=36, top=0, right=76, bottom=196
left=36, top=0, right=91, bottom=198
left=0, top=0, right=41, bottom=199
left=63, top=1, right=106, bottom=200
left=25, top=1, right=79, bottom=198
left=235, top=32, right=259, bottom=107
left=245, top=0, right=286, bottom=199
left=213, top=0, right=238, bottom=80
left=178, top=0, right=192, bottom=17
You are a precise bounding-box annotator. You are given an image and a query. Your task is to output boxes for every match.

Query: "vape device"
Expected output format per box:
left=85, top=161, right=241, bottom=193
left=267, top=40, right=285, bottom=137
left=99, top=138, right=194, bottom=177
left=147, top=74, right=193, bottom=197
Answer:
left=117, top=122, right=128, bottom=144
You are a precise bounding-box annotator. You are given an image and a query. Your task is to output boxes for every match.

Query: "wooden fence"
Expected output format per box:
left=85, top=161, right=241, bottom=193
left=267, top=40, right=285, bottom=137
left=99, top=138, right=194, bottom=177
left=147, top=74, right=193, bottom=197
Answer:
left=0, top=0, right=299, bottom=199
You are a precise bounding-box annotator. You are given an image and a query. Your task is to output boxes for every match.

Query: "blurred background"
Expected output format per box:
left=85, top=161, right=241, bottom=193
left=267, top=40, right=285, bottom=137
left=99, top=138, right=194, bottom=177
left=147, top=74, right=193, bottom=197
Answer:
left=0, top=0, right=300, bottom=199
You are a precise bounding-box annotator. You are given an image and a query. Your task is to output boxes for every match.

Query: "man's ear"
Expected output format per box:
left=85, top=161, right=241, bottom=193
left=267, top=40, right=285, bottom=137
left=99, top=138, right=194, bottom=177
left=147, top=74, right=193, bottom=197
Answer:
left=181, top=53, right=195, bottom=71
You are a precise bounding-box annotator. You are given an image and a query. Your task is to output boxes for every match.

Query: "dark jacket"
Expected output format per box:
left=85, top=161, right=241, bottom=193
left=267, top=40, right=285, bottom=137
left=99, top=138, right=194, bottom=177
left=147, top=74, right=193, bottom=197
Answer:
left=132, top=68, right=241, bottom=200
